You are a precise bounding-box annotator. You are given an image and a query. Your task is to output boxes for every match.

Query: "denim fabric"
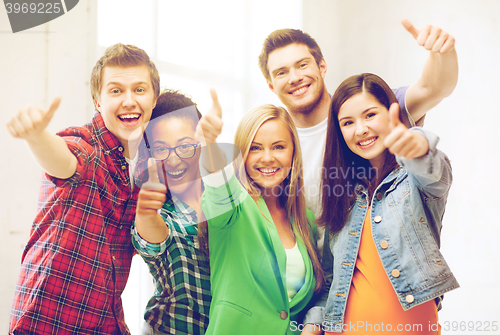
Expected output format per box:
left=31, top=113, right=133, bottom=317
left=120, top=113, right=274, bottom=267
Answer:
left=306, top=128, right=459, bottom=333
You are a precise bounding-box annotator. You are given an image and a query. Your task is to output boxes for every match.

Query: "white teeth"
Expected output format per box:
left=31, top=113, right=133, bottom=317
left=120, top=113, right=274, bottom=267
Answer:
left=119, top=114, right=140, bottom=119
left=359, top=138, right=376, bottom=146
left=259, top=168, right=278, bottom=173
left=167, top=169, right=186, bottom=176
left=291, top=86, right=307, bottom=95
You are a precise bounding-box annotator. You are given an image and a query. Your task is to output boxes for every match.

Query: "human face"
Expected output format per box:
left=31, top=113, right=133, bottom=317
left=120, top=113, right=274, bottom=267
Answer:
left=150, top=117, right=201, bottom=197
left=245, top=119, right=294, bottom=194
left=337, top=92, right=391, bottom=169
left=96, top=65, right=157, bottom=156
left=267, top=43, right=327, bottom=115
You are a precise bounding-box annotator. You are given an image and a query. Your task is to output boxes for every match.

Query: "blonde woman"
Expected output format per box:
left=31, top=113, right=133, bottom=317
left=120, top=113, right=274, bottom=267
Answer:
left=196, top=93, right=324, bottom=335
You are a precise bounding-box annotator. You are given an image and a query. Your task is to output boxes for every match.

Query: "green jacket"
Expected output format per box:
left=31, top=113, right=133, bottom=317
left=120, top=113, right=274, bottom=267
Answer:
left=202, top=166, right=317, bottom=335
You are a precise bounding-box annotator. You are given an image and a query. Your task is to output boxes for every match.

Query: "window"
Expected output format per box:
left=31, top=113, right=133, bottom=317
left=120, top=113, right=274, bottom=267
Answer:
left=98, top=1, right=302, bottom=333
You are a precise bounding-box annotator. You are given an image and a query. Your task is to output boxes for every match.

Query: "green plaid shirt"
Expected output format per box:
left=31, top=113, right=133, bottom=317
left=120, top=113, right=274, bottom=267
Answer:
left=132, top=194, right=211, bottom=335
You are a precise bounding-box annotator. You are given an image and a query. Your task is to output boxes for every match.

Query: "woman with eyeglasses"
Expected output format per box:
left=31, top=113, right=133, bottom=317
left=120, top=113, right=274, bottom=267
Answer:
left=132, top=89, right=211, bottom=335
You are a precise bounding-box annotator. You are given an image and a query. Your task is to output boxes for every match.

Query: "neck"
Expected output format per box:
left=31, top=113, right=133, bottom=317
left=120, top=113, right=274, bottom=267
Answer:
left=177, top=179, right=203, bottom=211
left=369, top=152, right=387, bottom=185
left=260, top=185, right=284, bottom=212
left=289, top=88, right=330, bottom=128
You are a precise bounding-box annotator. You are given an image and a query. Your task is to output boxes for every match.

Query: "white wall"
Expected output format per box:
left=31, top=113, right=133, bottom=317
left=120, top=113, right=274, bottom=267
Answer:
left=1, top=0, right=499, bottom=333
left=0, top=1, right=97, bottom=332
left=303, top=0, right=500, bottom=331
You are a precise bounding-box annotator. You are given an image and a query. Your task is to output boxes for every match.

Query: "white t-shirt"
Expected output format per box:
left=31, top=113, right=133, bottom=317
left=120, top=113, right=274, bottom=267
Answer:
left=285, top=242, right=306, bottom=302
left=296, top=119, right=328, bottom=253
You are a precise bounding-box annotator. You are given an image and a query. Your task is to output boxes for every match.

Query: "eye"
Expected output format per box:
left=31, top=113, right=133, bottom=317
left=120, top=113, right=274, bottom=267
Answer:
left=366, top=112, right=376, bottom=119
left=153, top=146, right=168, bottom=154
left=136, top=87, right=145, bottom=93
left=111, top=89, right=121, bottom=94
left=274, top=144, right=285, bottom=150
left=299, top=62, right=307, bottom=68
left=275, top=70, right=286, bottom=77
left=341, top=120, right=353, bottom=127
left=177, top=144, right=192, bottom=152
left=249, top=145, right=260, bottom=151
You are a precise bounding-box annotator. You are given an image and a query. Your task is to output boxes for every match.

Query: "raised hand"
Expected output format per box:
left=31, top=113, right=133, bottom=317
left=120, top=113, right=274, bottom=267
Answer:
left=7, top=97, right=61, bottom=141
left=137, top=158, right=167, bottom=219
left=195, top=88, right=223, bottom=145
left=383, top=103, right=429, bottom=160
left=401, top=18, right=455, bottom=54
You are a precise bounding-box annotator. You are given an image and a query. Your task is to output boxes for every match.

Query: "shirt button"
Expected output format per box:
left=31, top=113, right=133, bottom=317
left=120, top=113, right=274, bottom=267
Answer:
left=391, top=269, right=400, bottom=278
left=406, top=294, right=415, bottom=303
left=374, top=215, right=382, bottom=223
left=118, top=146, right=123, bottom=152
left=119, top=225, right=123, bottom=229
left=279, top=311, right=288, bottom=320
left=380, top=240, right=389, bottom=249
left=112, top=256, right=116, bottom=261
left=121, top=165, right=127, bottom=170
left=376, top=192, right=383, bottom=200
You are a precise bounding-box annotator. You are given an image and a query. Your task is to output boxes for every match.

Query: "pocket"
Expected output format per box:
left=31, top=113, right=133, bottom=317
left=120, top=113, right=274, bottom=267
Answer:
left=386, top=177, right=410, bottom=206
left=217, top=300, right=253, bottom=317
left=208, top=300, right=256, bottom=333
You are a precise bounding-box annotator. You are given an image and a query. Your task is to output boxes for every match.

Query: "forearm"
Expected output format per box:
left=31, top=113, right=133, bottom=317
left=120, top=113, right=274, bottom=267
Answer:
left=201, top=142, right=227, bottom=173
left=135, top=213, right=169, bottom=243
left=407, top=48, right=458, bottom=122
left=26, top=129, right=77, bottom=179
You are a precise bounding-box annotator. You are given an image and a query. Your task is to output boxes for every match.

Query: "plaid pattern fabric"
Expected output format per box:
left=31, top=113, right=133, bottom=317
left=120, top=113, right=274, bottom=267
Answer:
left=10, top=113, right=138, bottom=335
left=132, top=193, right=211, bottom=335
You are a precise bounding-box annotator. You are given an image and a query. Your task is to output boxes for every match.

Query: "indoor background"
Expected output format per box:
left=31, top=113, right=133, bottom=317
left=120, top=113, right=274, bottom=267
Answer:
left=1, top=0, right=499, bottom=334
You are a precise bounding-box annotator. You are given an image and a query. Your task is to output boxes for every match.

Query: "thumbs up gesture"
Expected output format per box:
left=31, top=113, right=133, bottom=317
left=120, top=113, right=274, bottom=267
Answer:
left=195, top=88, right=223, bottom=145
left=7, top=97, right=61, bottom=141
left=137, top=158, right=167, bottom=218
left=401, top=18, right=455, bottom=54
left=383, top=103, right=429, bottom=160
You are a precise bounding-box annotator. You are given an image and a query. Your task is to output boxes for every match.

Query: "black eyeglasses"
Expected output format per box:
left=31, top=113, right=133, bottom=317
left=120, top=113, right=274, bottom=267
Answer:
left=150, top=143, right=200, bottom=161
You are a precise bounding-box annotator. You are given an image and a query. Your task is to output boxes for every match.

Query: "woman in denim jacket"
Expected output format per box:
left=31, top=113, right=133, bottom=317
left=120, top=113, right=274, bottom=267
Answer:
left=303, top=73, right=459, bottom=334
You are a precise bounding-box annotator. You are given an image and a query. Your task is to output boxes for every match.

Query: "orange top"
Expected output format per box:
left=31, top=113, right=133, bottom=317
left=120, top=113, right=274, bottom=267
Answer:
left=329, top=207, right=440, bottom=334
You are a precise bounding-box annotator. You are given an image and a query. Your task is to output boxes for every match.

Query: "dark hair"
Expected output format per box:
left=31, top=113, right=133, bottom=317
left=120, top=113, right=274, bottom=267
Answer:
left=90, top=43, right=160, bottom=110
left=318, top=73, right=406, bottom=233
left=258, top=29, right=323, bottom=82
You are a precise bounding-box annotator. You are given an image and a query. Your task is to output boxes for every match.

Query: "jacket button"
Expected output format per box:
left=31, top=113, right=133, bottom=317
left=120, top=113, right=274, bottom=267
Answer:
left=118, top=146, right=123, bottom=152
left=280, top=311, right=288, bottom=320
left=391, top=269, right=400, bottom=278
left=376, top=192, right=383, bottom=200
left=121, top=165, right=127, bottom=170
left=374, top=215, right=382, bottom=223
left=380, top=240, right=389, bottom=249
left=406, top=294, right=415, bottom=303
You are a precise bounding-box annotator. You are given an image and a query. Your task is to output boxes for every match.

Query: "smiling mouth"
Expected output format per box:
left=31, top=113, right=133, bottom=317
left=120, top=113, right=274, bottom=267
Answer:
left=289, top=85, right=309, bottom=96
left=166, top=169, right=187, bottom=180
left=118, top=114, right=141, bottom=122
left=358, top=137, right=377, bottom=148
left=258, top=167, right=280, bottom=176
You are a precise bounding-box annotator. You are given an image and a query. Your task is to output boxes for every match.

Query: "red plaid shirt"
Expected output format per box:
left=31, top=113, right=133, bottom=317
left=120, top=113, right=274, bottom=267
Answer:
left=10, top=113, right=138, bottom=335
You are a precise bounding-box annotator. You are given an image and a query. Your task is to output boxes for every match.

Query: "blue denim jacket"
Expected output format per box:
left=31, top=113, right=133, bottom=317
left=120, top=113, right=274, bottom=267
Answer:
left=304, top=128, right=459, bottom=333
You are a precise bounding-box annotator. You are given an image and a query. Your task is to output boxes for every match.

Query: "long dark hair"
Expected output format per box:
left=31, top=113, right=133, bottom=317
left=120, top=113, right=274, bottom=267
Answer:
left=318, top=73, right=406, bottom=234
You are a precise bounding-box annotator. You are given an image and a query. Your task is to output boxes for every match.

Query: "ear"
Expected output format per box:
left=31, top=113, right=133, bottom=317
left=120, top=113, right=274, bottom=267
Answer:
left=95, top=101, right=101, bottom=112
left=319, top=58, right=327, bottom=78
left=267, top=80, right=276, bottom=94
left=152, top=97, right=158, bottom=109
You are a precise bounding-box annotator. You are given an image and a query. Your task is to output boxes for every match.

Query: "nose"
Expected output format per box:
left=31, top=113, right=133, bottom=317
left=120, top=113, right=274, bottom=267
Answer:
left=260, top=149, right=275, bottom=163
left=166, top=151, right=182, bottom=167
left=288, top=68, right=302, bottom=85
left=122, top=90, right=137, bottom=108
left=355, top=121, right=368, bottom=137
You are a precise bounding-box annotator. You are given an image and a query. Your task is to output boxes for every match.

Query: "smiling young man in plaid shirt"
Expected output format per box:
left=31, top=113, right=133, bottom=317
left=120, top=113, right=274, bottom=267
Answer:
left=6, top=43, right=160, bottom=335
